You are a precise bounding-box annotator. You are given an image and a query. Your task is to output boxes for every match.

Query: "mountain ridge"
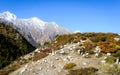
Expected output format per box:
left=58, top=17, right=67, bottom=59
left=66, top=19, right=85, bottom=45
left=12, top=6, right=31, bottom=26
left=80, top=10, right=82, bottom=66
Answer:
left=0, top=11, right=72, bottom=47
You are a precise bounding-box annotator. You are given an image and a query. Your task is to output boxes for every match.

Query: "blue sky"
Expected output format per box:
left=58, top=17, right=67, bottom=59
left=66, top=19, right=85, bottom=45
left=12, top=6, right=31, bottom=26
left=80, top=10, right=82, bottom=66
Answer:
left=0, top=0, right=120, bottom=33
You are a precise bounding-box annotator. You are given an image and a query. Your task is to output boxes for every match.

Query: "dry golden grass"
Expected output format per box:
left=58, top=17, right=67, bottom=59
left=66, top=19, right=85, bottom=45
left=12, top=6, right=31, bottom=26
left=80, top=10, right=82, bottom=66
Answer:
left=68, top=67, right=98, bottom=75
left=32, top=52, right=48, bottom=61
left=63, top=62, right=76, bottom=69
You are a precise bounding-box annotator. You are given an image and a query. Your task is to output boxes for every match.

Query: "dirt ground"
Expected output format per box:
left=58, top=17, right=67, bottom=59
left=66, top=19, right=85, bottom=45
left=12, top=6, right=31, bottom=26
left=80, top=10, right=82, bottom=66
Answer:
left=9, top=43, right=104, bottom=75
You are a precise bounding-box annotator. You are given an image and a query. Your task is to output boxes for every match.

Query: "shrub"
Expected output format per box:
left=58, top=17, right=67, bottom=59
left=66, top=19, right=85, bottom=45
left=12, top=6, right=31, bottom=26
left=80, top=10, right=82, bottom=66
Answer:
left=97, top=42, right=117, bottom=53
left=44, top=42, right=50, bottom=46
left=82, top=40, right=94, bottom=53
left=63, top=62, right=76, bottom=69
left=100, top=63, right=120, bottom=75
left=73, top=38, right=81, bottom=43
left=37, top=42, right=41, bottom=48
left=113, top=50, right=120, bottom=57
left=68, top=67, right=98, bottom=75
left=33, top=52, right=48, bottom=61
left=105, top=56, right=116, bottom=63
left=80, top=36, right=86, bottom=40
left=115, top=45, right=120, bottom=50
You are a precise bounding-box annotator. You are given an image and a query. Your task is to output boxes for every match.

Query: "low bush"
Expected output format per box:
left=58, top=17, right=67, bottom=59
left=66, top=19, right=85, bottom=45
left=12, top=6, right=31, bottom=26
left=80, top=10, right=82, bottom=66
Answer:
left=63, top=62, right=76, bottom=69
left=113, top=50, right=120, bottom=57
left=100, top=63, right=120, bottom=75
left=105, top=56, right=116, bottom=63
left=68, top=67, right=98, bottom=75
left=33, top=52, right=48, bottom=61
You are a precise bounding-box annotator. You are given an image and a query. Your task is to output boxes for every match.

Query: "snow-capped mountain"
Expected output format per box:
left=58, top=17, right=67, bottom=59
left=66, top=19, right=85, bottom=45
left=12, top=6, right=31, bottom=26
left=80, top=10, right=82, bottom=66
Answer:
left=0, top=11, right=72, bottom=47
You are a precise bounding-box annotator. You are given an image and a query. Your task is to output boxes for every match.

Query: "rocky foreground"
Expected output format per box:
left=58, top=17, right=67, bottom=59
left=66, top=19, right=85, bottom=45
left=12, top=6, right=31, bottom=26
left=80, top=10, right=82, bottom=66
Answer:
left=10, top=42, right=105, bottom=75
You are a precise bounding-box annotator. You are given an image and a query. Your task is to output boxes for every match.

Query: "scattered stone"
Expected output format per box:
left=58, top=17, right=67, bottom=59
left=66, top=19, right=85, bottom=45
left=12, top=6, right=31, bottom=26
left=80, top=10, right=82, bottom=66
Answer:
left=116, top=58, right=120, bottom=64
left=43, top=59, right=47, bottom=63
left=25, top=64, right=28, bottom=68
left=80, top=40, right=86, bottom=43
left=37, top=51, right=40, bottom=53
left=77, top=42, right=80, bottom=45
left=114, top=37, right=120, bottom=41
left=86, top=53, right=89, bottom=56
left=59, top=46, right=63, bottom=49
left=60, top=49, right=65, bottom=55
left=66, top=55, right=73, bottom=61
left=35, top=48, right=39, bottom=52
left=40, top=67, right=43, bottom=70
left=63, top=58, right=67, bottom=61
left=55, top=57, right=59, bottom=60
left=83, top=62, right=87, bottom=66
left=95, top=46, right=101, bottom=52
left=77, top=50, right=81, bottom=55
left=106, top=53, right=111, bottom=56
left=95, top=53, right=99, bottom=57
left=51, top=64, right=56, bottom=68
left=82, top=54, right=86, bottom=57
left=69, top=48, right=73, bottom=51
left=19, top=67, right=26, bottom=74
left=101, top=60, right=106, bottom=63
left=64, top=45, right=67, bottom=47
left=37, top=60, right=40, bottom=63
left=103, top=56, right=107, bottom=60
left=51, top=52, right=55, bottom=56
left=82, top=53, right=89, bottom=58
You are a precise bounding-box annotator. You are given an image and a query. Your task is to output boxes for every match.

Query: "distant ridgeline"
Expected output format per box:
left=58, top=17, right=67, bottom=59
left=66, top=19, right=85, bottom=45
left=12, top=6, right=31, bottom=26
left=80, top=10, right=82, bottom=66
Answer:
left=0, top=23, right=35, bottom=69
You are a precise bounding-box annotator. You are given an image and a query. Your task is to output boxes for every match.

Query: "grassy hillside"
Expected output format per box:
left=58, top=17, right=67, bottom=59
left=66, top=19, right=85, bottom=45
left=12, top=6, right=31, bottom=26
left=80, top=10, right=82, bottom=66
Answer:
left=0, top=23, right=35, bottom=69
left=51, top=32, right=120, bottom=53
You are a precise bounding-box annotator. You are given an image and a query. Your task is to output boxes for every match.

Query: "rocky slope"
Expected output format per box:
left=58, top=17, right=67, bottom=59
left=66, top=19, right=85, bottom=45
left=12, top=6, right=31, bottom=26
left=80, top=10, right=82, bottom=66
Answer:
left=0, top=11, right=72, bottom=47
left=9, top=32, right=120, bottom=75
left=10, top=43, right=103, bottom=75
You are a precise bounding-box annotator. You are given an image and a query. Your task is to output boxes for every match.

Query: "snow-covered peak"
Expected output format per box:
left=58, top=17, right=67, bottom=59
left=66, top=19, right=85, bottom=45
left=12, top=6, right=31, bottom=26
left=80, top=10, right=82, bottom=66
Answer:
left=21, top=17, right=46, bottom=28
left=30, top=17, right=45, bottom=24
left=0, top=11, right=16, bottom=22
left=0, top=11, right=72, bottom=47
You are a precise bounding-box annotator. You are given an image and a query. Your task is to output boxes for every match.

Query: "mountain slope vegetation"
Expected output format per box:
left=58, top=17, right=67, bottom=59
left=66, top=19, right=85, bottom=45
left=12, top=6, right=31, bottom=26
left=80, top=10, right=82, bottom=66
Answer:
left=51, top=32, right=120, bottom=53
left=2, top=31, right=120, bottom=75
left=9, top=32, right=120, bottom=75
left=0, top=23, right=35, bottom=69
